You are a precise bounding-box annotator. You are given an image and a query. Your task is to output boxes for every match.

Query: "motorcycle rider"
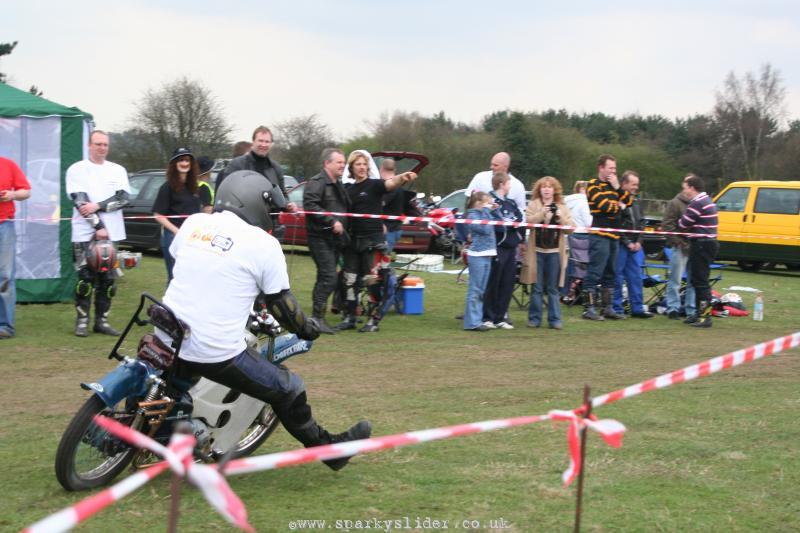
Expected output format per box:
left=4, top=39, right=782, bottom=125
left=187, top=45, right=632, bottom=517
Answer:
left=165, top=170, right=372, bottom=470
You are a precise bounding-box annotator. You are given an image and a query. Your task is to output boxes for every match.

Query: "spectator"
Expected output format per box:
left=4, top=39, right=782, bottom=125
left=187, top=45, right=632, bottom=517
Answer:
left=562, top=180, right=592, bottom=297
left=678, top=175, right=718, bottom=328
left=612, top=171, right=654, bottom=318
left=65, top=131, right=131, bottom=337
left=482, top=172, right=524, bottom=329
left=661, top=176, right=695, bottom=320
left=465, top=152, right=527, bottom=215
left=153, top=148, right=212, bottom=282
left=303, top=148, right=349, bottom=334
left=463, top=192, right=496, bottom=332
left=522, top=176, right=574, bottom=329
left=0, top=156, right=31, bottom=339
left=582, top=154, right=632, bottom=321
left=335, top=151, right=416, bottom=333
left=215, top=126, right=297, bottom=213
left=232, top=141, right=252, bottom=158
left=196, top=156, right=216, bottom=205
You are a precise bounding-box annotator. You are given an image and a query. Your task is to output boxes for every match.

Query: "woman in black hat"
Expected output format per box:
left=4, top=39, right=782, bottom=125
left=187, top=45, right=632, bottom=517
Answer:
left=153, top=147, right=212, bottom=281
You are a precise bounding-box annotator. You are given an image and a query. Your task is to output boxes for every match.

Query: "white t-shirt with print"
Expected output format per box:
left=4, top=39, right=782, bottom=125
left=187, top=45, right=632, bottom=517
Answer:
left=65, top=159, right=131, bottom=242
left=163, top=211, right=290, bottom=364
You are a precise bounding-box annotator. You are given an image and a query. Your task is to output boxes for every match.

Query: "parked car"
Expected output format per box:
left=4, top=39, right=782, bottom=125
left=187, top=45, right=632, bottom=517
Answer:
left=713, top=180, right=800, bottom=271
left=278, top=151, right=432, bottom=253
left=120, top=169, right=219, bottom=251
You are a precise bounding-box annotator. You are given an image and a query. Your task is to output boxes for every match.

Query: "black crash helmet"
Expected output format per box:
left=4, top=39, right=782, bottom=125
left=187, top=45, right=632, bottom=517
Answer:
left=214, top=170, right=286, bottom=231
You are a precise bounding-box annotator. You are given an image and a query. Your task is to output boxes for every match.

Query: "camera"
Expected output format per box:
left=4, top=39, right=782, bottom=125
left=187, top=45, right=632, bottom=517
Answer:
left=548, top=202, right=558, bottom=214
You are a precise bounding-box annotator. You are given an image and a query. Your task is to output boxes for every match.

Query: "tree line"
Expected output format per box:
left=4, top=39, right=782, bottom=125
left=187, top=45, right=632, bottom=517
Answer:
left=100, top=64, right=798, bottom=200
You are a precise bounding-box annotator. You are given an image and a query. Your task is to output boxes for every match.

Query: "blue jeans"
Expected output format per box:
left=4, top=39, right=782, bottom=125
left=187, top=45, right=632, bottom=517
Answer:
left=613, top=245, right=646, bottom=314
left=584, top=234, right=618, bottom=290
left=161, top=229, right=176, bottom=282
left=0, top=221, right=16, bottom=336
left=464, top=255, right=493, bottom=329
left=666, top=247, right=695, bottom=316
left=385, top=230, right=402, bottom=253
left=528, top=251, right=561, bottom=326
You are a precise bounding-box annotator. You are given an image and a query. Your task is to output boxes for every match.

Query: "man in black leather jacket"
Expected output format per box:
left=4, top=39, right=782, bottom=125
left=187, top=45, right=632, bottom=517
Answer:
left=303, top=148, right=350, bottom=333
left=612, top=170, right=654, bottom=318
left=215, top=125, right=298, bottom=214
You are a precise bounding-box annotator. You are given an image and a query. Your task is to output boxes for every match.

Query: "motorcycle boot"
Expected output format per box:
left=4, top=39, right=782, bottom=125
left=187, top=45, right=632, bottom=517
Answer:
left=93, top=278, right=120, bottom=336
left=581, top=289, right=604, bottom=321
left=333, top=299, right=358, bottom=331
left=74, top=305, right=90, bottom=337
left=321, top=420, right=373, bottom=471
left=690, top=300, right=713, bottom=328
left=312, top=303, right=336, bottom=335
left=601, top=287, right=626, bottom=320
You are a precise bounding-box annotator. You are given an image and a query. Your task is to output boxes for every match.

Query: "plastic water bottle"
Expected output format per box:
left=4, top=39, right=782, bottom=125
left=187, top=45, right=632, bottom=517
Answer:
left=753, top=293, right=764, bottom=322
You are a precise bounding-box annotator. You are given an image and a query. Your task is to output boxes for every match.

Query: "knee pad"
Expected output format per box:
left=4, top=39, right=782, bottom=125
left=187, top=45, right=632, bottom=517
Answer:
left=343, top=272, right=358, bottom=288
left=75, top=278, right=93, bottom=299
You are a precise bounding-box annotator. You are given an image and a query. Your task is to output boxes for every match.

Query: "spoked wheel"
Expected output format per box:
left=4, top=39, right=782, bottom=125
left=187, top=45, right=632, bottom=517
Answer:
left=219, top=405, right=280, bottom=460
left=55, top=395, right=138, bottom=491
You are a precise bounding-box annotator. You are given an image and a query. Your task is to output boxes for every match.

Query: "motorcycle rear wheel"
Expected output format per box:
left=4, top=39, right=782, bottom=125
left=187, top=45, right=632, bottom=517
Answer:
left=224, top=405, right=280, bottom=459
left=55, top=395, right=137, bottom=491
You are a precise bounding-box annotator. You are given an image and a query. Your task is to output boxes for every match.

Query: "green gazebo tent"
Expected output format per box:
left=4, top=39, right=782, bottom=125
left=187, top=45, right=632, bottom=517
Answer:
left=0, top=83, right=93, bottom=302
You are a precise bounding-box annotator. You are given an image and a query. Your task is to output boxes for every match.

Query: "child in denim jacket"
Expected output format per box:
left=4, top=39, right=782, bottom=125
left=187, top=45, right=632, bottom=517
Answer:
left=463, top=192, right=497, bottom=331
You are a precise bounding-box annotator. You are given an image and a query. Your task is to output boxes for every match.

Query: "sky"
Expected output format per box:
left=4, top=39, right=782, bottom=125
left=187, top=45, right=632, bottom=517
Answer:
left=3, top=0, right=799, bottom=142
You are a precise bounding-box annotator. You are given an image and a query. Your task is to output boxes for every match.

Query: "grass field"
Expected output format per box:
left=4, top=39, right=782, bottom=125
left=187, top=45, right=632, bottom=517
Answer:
left=3, top=251, right=799, bottom=532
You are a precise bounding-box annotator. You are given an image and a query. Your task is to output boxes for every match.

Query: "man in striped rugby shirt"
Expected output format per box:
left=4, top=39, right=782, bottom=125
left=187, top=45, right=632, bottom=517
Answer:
left=582, top=154, right=633, bottom=321
left=678, top=174, right=719, bottom=328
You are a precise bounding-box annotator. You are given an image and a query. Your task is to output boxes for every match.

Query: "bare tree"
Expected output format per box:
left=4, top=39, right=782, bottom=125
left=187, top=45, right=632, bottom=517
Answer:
left=714, top=63, right=786, bottom=180
left=130, top=77, right=233, bottom=163
left=272, top=114, right=335, bottom=180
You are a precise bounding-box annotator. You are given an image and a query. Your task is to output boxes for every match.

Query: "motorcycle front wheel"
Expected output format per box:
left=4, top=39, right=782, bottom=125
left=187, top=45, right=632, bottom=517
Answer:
left=55, top=395, right=138, bottom=491
left=224, top=405, right=280, bottom=459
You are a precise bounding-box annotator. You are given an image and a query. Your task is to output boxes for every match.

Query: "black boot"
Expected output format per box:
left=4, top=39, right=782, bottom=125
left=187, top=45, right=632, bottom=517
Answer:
left=334, top=315, right=357, bottom=331
left=94, top=280, right=120, bottom=336
left=581, top=289, right=604, bottom=321
left=601, top=288, right=626, bottom=320
left=94, top=314, right=120, bottom=336
left=691, top=301, right=713, bottom=328
left=322, top=420, right=373, bottom=471
left=312, top=304, right=336, bottom=335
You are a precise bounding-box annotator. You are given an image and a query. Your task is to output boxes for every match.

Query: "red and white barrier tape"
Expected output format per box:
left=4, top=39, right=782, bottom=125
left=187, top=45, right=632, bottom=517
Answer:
left=6, top=210, right=800, bottom=241
left=591, top=332, right=800, bottom=409
left=23, top=332, right=800, bottom=532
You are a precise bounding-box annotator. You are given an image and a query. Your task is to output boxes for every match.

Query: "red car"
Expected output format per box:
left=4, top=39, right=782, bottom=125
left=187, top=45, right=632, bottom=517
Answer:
left=278, top=151, right=432, bottom=252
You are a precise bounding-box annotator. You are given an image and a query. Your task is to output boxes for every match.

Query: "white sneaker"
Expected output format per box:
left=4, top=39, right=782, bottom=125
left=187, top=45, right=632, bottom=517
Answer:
left=481, top=321, right=497, bottom=329
left=495, top=321, right=514, bottom=330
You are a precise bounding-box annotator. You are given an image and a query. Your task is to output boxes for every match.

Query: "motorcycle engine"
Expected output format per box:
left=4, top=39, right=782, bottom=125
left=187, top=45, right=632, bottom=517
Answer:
left=189, top=419, right=212, bottom=450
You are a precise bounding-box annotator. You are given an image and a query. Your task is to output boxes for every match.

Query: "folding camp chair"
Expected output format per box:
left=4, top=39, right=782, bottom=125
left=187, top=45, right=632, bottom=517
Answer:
left=643, top=247, right=726, bottom=311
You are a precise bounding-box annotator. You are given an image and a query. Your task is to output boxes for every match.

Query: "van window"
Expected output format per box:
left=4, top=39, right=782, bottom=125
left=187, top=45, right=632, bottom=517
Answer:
left=716, top=187, right=749, bottom=212
left=754, top=188, right=800, bottom=215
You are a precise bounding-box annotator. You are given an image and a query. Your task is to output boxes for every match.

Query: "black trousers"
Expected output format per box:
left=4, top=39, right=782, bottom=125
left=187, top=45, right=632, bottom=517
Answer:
left=688, top=238, right=719, bottom=307
left=308, top=235, right=340, bottom=312
left=180, top=349, right=325, bottom=447
left=483, top=246, right=517, bottom=323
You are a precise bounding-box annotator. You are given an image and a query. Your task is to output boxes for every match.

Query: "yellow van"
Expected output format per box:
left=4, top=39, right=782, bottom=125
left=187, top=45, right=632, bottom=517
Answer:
left=714, top=181, right=800, bottom=271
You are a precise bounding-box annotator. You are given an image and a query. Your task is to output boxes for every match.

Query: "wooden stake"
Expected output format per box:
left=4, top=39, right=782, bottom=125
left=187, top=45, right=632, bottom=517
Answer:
left=167, top=472, right=181, bottom=533
left=573, top=384, right=592, bottom=533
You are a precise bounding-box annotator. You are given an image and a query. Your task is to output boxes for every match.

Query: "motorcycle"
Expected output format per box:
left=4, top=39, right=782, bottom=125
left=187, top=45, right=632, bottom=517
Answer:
left=425, top=206, right=463, bottom=256
left=54, top=292, right=311, bottom=491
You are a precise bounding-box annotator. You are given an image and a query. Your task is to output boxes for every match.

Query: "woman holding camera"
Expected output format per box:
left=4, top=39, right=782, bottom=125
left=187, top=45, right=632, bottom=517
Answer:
left=521, top=176, right=574, bottom=329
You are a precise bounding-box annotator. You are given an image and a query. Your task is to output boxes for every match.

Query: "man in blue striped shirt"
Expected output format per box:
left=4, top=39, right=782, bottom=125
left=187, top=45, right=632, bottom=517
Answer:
left=678, top=175, right=719, bottom=328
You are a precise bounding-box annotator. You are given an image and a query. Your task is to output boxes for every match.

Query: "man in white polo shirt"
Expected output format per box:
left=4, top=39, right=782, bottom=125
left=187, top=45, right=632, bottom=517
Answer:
left=167, top=170, right=371, bottom=470
left=65, top=130, right=130, bottom=337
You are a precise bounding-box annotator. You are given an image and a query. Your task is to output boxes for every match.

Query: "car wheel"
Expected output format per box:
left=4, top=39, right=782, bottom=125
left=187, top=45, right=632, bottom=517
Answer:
left=738, top=261, right=765, bottom=272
